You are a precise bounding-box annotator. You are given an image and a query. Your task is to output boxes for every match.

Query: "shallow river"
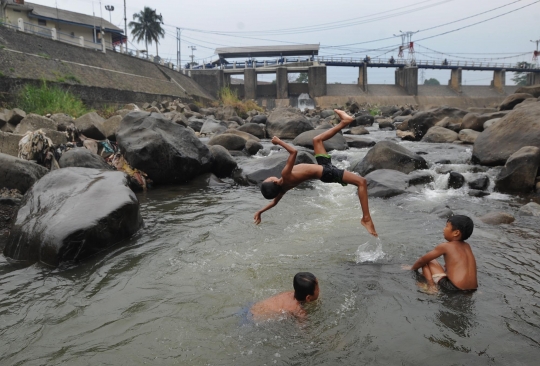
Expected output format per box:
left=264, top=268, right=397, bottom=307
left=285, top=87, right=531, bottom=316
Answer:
left=1, top=125, right=540, bottom=365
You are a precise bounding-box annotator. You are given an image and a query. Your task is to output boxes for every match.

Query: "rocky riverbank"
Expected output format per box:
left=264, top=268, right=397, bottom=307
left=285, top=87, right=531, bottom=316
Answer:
left=1, top=87, right=539, bottom=266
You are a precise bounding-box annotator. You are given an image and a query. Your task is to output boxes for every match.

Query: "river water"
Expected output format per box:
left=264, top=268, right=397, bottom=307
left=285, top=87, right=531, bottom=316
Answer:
left=1, top=124, right=540, bottom=365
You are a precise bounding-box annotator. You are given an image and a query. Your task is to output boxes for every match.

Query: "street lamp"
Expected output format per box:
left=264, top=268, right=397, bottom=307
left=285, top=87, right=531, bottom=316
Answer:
left=105, top=5, right=114, bottom=24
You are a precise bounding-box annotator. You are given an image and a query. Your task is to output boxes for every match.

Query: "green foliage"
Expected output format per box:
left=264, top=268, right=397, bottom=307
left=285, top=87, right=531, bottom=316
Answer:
left=129, top=7, right=165, bottom=56
left=295, top=72, right=308, bottom=83
left=0, top=45, right=5, bottom=50
left=9, top=67, right=14, bottom=72
left=96, top=104, right=118, bottom=119
left=16, top=81, right=90, bottom=117
left=0, top=71, right=4, bottom=78
left=38, top=52, right=50, bottom=59
left=512, top=62, right=534, bottom=86
left=369, top=107, right=381, bottom=116
left=424, top=78, right=440, bottom=85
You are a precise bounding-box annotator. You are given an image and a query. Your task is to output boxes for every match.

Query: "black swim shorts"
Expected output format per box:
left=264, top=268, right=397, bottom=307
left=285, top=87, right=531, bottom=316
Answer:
left=315, top=154, right=347, bottom=186
left=438, top=276, right=461, bottom=291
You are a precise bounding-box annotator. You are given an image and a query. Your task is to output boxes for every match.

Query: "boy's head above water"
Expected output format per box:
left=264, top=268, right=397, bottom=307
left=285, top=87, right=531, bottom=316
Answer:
left=445, top=215, right=474, bottom=242
left=293, top=272, right=319, bottom=302
left=261, top=178, right=281, bottom=199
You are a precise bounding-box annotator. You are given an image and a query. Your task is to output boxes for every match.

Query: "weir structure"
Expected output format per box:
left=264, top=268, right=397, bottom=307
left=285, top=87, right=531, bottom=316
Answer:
left=189, top=46, right=540, bottom=99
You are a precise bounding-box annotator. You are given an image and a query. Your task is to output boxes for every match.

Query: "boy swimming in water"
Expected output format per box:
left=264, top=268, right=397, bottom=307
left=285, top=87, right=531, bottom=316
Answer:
left=403, top=215, right=478, bottom=292
left=250, top=272, right=319, bottom=320
left=254, top=109, right=377, bottom=237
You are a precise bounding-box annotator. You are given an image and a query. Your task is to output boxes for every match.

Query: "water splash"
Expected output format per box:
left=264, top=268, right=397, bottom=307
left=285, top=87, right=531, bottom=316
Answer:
left=355, top=237, right=385, bottom=263
left=297, top=93, right=315, bottom=110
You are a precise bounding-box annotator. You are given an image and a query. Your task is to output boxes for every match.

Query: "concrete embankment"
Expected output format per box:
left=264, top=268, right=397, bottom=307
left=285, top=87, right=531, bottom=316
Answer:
left=0, top=27, right=214, bottom=105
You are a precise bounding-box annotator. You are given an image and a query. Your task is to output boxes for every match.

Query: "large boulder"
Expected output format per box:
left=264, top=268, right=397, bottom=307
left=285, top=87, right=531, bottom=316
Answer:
left=3, top=168, right=143, bottom=267
left=209, top=145, right=237, bottom=178
left=448, top=172, right=465, bottom=189
left=187, top=117, right=205, bottom=132
left=292, top=129, right=348, bottom=151
left=245, top=140, right=264, bottom=155
left=102, top=115, right=123, bottom=140
left=346, top=126, right=369, bottom=135
left=515, top=85, right=540, bottom=98
left=461, top=111, right=509, bottom=132
left=14, top=114, right=58, bottom=134
left=0, top=153, right=49, bottom=193
left=208, top=133, right=247, bottom=151
left=494, top=146, right=540, bottom=193
left=237, top=123, right=266, bottom=139
left=200, top=119, right=228, bottom=135
left=458, top=129, right=480, bottom=144
left=344, top=136, right=376, bottom=149
left=251, top=115, right=267, bottom=124
left=266, top=108, right=313, bottom=139
left=233, top=151, right=316, bottom=185
left=472, top=103, right=540, bottom=166
left=499, top=93, right=535, bottom=111
left=223, top=129, right=260, bottom=142
left=468, top=176, right=490, bottom=191
left=353, top=115, right=374, bottom=127
left=320, top=110, right=335, bottom=118
left=352, top=141, right=428, bottom=176
left=403, top=106, right=468, bottom=140
left=116, top=112, right=212, bottom=184
left=421, top=126, right=459, bottom=143
left=215, top=106, right=237, bottom=121
left=364, top=169, right=409, bottom=198
left=58, top=148, right=113, bottom=170
left=74, top=112, right=106, bottom=140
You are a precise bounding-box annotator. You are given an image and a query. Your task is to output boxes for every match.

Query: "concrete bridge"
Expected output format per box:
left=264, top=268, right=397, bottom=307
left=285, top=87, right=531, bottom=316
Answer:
left=188, top=45, right=540, bottom=100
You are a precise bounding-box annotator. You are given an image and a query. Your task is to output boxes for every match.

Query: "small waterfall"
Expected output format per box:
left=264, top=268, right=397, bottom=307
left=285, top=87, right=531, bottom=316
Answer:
left=297, top=93, right=315, bottom=110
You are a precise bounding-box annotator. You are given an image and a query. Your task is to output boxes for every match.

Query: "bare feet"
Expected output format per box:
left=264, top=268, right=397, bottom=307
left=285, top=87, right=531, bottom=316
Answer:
left=361, top=217, right=378, bottom=237
left=416, top=282, right=438, bottom=295
left=334, top=109, right=354, bottom=125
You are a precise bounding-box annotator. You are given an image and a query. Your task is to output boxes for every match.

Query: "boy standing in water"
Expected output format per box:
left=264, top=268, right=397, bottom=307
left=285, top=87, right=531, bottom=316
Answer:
left=404, top=215, right=478, bottom=292
left=250, top=272, right=319, bottom=320
left=254, top=109, right=378, bottom=237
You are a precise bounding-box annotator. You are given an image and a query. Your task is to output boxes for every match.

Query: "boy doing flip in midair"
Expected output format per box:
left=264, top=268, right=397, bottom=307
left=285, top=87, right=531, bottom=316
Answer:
left=254, top=110, right=377, bottom=237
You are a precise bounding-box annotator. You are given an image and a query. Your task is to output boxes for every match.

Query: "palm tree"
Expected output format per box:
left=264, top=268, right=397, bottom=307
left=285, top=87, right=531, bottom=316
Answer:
left=129, top=7, right=165, bottom=57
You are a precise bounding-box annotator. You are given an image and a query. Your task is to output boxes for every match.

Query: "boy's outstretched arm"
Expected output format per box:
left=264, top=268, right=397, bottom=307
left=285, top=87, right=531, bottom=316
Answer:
left=254, top=192, right=285, bottom=225
left=272, top=136, right=297, bottom=178
left=410, top=244, right=446, bottom=270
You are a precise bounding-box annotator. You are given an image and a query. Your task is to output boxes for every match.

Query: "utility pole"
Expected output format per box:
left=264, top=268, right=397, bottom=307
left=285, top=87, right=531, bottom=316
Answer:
left=189, top=45, right=196, bottom=68
left=177, top=28, right=181, bottom=70
left=531, top=38, right=540, bottom=65
left=124, top=0, right=127, bottom=45
left=395, top=30, right=419, bottom=64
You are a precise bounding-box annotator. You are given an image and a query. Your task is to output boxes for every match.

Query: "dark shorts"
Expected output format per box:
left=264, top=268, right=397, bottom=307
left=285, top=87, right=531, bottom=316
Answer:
left=315, top=154, right=347, bottom=186
left=438, top=276, right=461, bottom=291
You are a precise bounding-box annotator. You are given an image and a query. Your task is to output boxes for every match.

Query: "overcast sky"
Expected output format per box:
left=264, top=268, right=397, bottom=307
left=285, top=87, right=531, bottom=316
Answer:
left=28, top=0, right=540, bottom=84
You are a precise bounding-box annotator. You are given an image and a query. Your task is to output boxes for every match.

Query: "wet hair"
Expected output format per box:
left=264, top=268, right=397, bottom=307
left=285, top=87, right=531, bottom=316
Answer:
left=293, top=272, right=318, bottom=301
left=260, top=181, right=281, bottom=199
left=447, top=215, right=474, bottom=241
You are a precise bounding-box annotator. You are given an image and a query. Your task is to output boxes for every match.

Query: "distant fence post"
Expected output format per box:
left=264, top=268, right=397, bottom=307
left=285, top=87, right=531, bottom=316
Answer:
left=51, top=27, right=57, bottom=40
left=102, top=42, right=106, bottom=54
left=17, top=18, right=24, bottom=32
left=120, top=44, right=124, bottom=53
left=79, top=36, right=84, bottom=47
left=136, top=50, right=140, bottom=58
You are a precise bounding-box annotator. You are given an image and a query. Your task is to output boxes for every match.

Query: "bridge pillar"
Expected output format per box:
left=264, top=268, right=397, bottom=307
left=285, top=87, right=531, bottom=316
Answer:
left=224, top=73, right=231, bottom=86
left=358, top=62, right=368, bottom=92
left=276, top=67, right=288, bottom=99
left=526, top=73, right=540, bottom=86
left=449, top=68, right=462, bottom=93
left=491, top=70, right=506, bottom=93
left=308, top=65, right=327, bottom=97
left=395, top=67, right=418, bottom=96
left=244, top=68, right=257, bottom=100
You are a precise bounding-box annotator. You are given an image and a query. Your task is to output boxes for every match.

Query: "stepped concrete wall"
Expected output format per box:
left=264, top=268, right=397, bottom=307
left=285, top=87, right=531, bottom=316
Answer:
left=0, top=27, right=214, bottom=104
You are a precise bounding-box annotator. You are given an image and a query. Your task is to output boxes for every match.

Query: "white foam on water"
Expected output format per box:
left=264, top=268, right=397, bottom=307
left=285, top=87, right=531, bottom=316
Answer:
left=355, top=236, right=385, bottom=263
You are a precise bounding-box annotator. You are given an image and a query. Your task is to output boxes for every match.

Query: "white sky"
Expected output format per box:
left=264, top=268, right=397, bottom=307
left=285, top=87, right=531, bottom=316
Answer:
left=27, top=0, right=540, bottom=84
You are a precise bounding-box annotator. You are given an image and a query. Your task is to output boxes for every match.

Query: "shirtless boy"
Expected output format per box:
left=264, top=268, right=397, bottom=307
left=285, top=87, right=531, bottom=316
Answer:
left=404, top=215, right=478, bottom=292
left=250, top=272, right=319, bottom=320
left=254, top=109, right=377, bottom=236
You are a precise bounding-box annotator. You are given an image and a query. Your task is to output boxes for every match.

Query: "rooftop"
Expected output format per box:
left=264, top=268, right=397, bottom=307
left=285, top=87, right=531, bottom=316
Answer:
left=216, top=44, right=320, bottom=59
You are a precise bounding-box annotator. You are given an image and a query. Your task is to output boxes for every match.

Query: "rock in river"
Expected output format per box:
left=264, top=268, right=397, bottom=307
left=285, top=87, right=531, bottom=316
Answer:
left=479, top=212, right=515, bottom=225
left=495, top=146, right=540, bottom=193
left=364, top=169, right=409, bottom=198
left=0, top=153, right=49, bottom=194
left=266, top=108, right=313, bottom=139
left=117, top=112, right=212, bottom=184
left=292, top=129, right=348, bottom=151
left=3, top=168, right=143, bottom=267
left=352, top=141, right=428, bottom=176
left=58, top=148, right=113, bottom=170
left=209, top=145, right=237, bottom=178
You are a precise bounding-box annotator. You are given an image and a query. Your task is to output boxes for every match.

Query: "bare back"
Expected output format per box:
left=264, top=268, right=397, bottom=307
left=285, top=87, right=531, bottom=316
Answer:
left=280, top=164, right=323, bottom=190
left=250, top=291, right=305, bottom=320
left=442, top=241, right=478, bottom=290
